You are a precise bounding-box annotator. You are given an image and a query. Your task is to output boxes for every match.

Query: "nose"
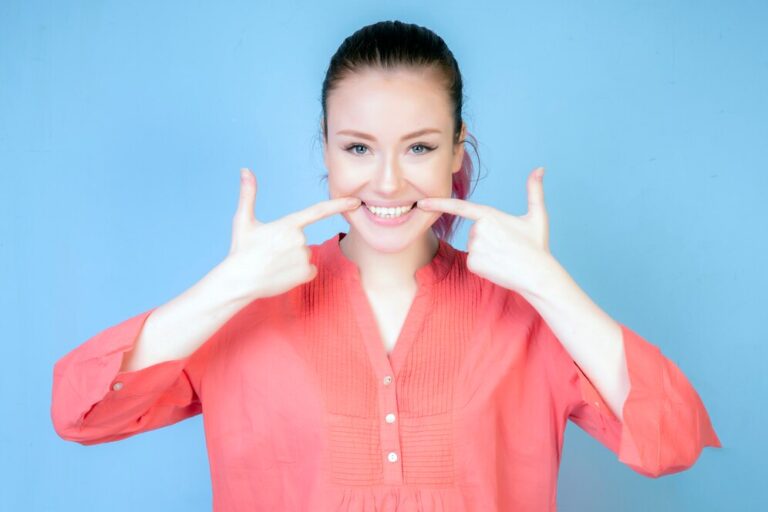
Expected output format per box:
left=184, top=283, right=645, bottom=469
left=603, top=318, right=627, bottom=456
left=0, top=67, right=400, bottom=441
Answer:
left=372, top=156, right=405, bottom=194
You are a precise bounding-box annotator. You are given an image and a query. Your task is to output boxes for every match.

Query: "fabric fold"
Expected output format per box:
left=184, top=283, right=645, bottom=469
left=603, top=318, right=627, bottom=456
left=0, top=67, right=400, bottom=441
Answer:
left=50, top=306, right=202, bottom=445
left=537, top=315, right=722, bottom=478
left=327, top=486, right=468, bottom=512
left=615, top=323, right=722, bottom=477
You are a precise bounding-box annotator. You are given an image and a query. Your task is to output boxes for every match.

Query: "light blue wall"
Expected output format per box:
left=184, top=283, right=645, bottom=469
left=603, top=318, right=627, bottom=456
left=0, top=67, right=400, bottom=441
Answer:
left=2, top=0, right=761, bottom=510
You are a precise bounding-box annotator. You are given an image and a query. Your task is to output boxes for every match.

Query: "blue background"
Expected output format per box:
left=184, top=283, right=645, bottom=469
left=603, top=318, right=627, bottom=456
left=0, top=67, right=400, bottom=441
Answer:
left=1, top=0, right=762, bottom=510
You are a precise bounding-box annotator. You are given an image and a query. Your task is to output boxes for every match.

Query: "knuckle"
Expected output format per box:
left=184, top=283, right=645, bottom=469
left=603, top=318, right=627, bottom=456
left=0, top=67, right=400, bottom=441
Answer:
left=285, top=229, right=305, bottom=247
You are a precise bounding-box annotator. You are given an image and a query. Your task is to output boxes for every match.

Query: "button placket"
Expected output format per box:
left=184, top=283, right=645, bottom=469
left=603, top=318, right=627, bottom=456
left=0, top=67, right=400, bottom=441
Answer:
left=379, top=371, right=402, bottom=482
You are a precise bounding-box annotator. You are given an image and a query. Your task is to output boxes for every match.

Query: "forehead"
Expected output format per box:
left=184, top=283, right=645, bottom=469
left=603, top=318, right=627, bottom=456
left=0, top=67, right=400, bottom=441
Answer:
left=326, top=67, right=452, bottom=133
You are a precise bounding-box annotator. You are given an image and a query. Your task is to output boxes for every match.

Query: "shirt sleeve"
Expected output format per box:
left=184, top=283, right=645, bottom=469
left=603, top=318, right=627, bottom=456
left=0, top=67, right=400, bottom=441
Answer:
left=534, top=314, right=722, bottom=478
left=50, top=306, right=216, bottom=446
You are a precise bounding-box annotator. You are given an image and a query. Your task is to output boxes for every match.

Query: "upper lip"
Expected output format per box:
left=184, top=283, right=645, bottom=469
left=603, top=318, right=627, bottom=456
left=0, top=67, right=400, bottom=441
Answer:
left=362, top=200, right=417, bottom=208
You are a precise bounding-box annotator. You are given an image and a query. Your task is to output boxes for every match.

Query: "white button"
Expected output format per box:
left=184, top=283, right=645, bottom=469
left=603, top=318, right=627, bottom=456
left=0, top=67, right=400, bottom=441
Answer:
left=112, top=381, right=124, bottom=391
left=383, top=375, right=393, bottom=385
left=387, top=451, right=398, bottom=462
left=385, top=413, right=396, bottom=424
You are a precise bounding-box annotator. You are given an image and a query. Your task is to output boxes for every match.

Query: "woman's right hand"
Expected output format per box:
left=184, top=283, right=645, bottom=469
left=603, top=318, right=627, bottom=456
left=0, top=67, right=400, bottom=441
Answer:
left=222, top=167, right=361, bottom=301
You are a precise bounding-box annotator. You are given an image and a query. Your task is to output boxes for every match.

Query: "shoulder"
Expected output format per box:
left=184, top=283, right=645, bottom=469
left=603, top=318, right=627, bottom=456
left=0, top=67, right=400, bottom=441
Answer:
left=441, top=244, right=536, bottom=317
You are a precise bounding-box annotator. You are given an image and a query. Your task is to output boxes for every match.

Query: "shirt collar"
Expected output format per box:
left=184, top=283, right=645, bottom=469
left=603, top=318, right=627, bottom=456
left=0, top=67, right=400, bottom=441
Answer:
left=318, top=231, right=456, bottom=287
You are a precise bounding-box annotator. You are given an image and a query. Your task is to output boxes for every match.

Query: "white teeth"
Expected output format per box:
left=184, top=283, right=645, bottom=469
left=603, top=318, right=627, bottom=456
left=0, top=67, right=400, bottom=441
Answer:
left=365, top=203, right=413, bottom=218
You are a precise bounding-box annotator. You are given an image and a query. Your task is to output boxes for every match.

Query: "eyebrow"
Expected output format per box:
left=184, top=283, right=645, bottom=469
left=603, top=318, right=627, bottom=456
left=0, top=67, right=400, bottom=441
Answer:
left=335, top=128, right=442, bottom=142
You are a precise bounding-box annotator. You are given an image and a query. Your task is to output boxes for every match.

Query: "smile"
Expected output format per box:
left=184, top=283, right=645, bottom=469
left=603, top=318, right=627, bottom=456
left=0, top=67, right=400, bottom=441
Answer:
left=360, top=201, right=418, bottom=226
left=363, top=202, right=416, bottom=218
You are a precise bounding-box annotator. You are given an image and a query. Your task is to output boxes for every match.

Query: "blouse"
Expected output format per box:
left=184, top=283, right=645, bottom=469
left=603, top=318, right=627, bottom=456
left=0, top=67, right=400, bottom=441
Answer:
left=51, top=231, right=722, bottom=511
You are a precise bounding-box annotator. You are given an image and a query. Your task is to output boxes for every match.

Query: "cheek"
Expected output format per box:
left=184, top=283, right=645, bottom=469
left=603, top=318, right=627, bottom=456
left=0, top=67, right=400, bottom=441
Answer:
left=414, top=167, right=455, bottom=196
left=326, top=166, right=357, bottom=196
left=328, top=161, right=372, bottom=189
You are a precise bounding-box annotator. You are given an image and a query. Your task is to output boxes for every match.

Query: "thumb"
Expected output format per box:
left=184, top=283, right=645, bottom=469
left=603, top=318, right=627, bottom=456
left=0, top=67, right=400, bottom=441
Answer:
left=234, top=167, right=258, bottom=226
left=526, top=166, right=546, bottom=217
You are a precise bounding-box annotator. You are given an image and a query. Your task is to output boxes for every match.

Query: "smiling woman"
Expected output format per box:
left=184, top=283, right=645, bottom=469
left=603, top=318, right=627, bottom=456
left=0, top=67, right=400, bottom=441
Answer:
left=319, top=24, right=481, bottom=251
left=51, top=19, right=720, bottom=512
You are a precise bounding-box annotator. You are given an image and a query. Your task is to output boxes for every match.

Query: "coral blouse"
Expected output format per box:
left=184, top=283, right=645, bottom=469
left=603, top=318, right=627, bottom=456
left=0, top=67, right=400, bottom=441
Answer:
left=51, top=231, right=721, bottom=511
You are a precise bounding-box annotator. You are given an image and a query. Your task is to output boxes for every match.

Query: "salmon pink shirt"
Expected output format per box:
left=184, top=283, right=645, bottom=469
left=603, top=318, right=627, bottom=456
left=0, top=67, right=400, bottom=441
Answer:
left=51, top=231, right=722, bottom=511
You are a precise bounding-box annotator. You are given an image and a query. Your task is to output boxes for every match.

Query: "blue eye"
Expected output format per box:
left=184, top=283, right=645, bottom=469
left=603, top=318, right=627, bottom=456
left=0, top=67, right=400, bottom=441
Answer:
left=411, top=143, right=436, bottom=155
left=346, top=143, right=368, bottom=155
left=344, top=143, right=437, bottom=156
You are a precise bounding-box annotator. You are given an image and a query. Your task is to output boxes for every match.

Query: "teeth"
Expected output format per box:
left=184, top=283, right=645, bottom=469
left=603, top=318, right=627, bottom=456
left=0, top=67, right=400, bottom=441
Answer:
left=365, top=203, right=413, bottom=218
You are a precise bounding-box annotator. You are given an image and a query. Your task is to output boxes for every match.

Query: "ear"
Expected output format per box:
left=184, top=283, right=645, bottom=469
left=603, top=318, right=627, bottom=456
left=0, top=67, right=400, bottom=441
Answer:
left=452, top=121, right=467, bottom=174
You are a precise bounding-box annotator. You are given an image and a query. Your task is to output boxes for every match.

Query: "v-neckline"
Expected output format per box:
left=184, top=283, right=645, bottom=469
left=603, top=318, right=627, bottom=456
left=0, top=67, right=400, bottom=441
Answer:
left=322, top=232, right=455, bottom=379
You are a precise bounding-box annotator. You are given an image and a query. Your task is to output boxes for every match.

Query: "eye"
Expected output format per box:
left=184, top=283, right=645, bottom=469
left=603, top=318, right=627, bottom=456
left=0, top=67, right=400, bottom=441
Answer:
left=411, top=143, right=436, bottom=155
left=343, top=143, right=437, bottom=156
left=345, top=143, right=369, bottom=156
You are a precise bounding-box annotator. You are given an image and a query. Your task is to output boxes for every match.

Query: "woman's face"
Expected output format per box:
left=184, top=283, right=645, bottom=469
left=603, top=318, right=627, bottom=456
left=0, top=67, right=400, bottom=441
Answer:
left=323, top=67, right=466, bottom=254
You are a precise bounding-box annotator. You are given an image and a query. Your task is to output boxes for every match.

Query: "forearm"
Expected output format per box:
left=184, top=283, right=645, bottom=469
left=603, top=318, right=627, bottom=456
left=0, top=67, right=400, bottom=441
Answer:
left=119, top=258, right=255, bottom=372
left=521, top=254, right=631, bottom=422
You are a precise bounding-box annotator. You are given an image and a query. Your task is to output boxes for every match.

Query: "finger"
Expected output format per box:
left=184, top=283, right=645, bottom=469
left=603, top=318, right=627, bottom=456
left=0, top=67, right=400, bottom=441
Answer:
left=526, top=166, right=546, bottom=217
left=282, top=196, right=362, bottom=228
left=234, top=168, right=258, bottom=225
left=416, top=197, right=485, bottom=221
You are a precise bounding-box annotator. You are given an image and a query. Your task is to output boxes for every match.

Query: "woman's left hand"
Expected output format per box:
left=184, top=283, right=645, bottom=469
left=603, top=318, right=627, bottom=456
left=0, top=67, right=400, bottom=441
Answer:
left=417, top=166, right=556, bottom=296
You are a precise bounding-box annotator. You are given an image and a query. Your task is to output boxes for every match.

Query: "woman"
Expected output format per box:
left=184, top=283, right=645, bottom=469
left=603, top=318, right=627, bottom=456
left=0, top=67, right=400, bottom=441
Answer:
left=51, top=20, right=721, bottom=511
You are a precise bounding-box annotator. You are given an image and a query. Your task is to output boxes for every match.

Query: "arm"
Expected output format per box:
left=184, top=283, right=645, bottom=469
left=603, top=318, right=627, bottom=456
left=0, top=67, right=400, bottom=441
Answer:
left=120, top=258, right=255, bottom=371
left=524, top=255, right=722, bottom=478
left=51, top=258, right=255, bottom=444
left=521, top=254, right=630, bottom=421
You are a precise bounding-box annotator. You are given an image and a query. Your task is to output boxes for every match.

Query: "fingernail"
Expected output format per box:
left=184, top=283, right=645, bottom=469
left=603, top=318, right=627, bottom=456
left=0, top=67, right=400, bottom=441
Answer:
left=537, top=167, right=545, bottom=181
left=240, top=168, right=248, bottom=181
left=418, top=199, right=430, bottom=208
left=347, top=198, right=361, bottom=207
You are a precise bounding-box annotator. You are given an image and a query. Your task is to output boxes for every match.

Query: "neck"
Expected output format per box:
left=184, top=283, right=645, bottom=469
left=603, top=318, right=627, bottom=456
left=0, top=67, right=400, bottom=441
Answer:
left=340, top=229, right=440, bottom=289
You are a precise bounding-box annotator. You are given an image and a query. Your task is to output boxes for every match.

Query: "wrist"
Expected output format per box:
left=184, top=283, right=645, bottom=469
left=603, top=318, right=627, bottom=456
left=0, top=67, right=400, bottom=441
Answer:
left=519, top=252, right=567, bottom=303
left=204, top=257, right=259, bottom=308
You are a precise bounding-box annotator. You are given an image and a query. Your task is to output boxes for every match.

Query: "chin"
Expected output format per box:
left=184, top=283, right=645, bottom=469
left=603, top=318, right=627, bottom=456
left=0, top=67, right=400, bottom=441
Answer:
left=343, top=208, right=434, bottom=254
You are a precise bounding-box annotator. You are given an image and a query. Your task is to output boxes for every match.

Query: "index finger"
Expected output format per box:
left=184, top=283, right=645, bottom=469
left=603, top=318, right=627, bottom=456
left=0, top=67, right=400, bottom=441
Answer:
left=417, top=197, right=486, bottom=221
left=282, top=196, right=362, bottom=228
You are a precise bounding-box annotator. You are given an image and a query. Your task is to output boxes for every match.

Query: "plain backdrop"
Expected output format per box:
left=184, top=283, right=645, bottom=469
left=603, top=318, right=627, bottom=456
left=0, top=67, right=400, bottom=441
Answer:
left=1, top=0, right=763, bottom=510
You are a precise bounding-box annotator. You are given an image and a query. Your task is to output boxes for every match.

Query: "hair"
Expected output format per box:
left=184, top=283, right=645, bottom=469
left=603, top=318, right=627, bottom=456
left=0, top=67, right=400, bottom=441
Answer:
left=317, top=20, right=483, bottom=243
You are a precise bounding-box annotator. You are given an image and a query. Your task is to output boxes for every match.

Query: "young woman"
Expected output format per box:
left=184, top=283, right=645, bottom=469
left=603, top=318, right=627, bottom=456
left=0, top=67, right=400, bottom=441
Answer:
left=51, top=20, right=721, bottom=511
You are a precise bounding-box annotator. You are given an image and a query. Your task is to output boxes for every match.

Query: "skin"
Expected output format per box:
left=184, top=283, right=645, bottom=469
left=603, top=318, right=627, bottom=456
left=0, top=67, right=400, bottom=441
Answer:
left=322, top=66, right=466, bottom=290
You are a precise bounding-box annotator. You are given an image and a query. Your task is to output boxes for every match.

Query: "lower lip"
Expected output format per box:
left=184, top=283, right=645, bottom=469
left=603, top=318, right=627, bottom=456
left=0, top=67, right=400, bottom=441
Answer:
left=362, top=204, right=416, bottom=226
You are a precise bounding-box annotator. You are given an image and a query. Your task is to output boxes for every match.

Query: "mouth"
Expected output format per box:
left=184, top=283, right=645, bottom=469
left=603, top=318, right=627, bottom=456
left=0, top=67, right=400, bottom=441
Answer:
left=360, top=200, right=418, bottom=221
left=360, top=201, right=418, bottom=208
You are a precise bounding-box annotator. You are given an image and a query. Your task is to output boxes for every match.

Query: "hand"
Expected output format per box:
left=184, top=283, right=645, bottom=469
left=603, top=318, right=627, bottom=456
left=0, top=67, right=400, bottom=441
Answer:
left=417, top=166, right=554, bottom=295
left=224, top=168, right=361, bottom=300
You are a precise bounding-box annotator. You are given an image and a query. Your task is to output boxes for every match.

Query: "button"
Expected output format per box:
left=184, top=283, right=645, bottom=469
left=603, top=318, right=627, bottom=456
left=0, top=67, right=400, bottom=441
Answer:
left=112, top=381, right=124, bottom=391
left=387, top=451, right=398, bottom=463
left=594, top=401, right=600, bottom=407
left=383, top=375, right=393, bottom=385
left=385, top=413, right=396, bottom=424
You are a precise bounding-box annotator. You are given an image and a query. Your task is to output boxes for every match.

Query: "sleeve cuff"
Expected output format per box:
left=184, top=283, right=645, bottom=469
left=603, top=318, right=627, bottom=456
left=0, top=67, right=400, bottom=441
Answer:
left=613, top=323, right=722, bottom=477
left=51, top=307, right=198, bottom=441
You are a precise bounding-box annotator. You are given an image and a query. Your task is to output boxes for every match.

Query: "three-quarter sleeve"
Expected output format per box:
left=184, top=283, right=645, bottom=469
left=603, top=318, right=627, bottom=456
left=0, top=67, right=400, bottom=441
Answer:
left=535, top=314, right=722, bottom=478
left=51, top=307, right=212, bottom=446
